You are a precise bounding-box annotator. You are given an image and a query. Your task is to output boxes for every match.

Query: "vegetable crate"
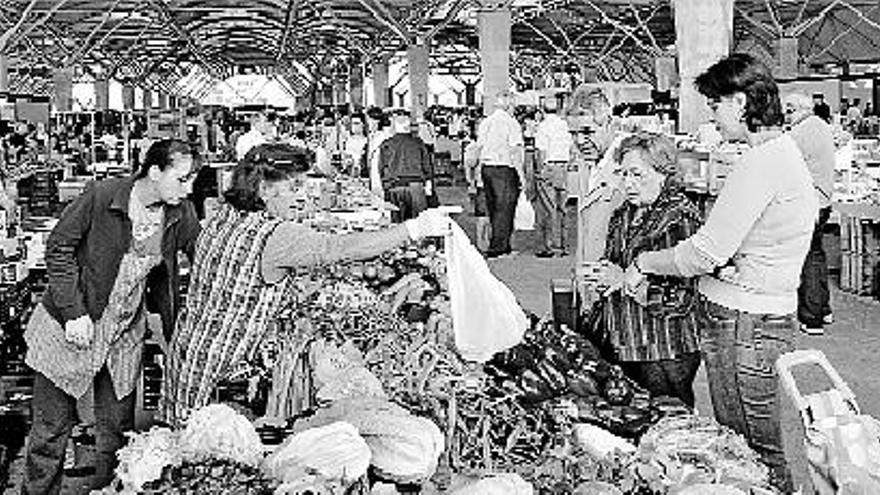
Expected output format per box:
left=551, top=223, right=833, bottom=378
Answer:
left=839, top=215, right=880, bottom=297
left=777, top=350, right=880, bottom=494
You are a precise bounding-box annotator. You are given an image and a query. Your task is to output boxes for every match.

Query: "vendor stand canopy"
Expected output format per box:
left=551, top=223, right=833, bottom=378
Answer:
left=1, top=1, right=879, bottom=104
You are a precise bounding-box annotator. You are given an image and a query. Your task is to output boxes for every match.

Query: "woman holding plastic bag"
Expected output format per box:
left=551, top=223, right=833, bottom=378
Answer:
left=161, top=143, right=452, bottom=425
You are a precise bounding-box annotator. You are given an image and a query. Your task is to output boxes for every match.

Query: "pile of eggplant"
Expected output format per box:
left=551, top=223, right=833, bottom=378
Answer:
left=485, top=318, right=687, bottom=439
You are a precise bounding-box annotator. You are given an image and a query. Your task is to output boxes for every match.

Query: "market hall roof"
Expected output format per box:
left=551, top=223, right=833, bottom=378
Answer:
left=1, top=0, right=879, bottom=97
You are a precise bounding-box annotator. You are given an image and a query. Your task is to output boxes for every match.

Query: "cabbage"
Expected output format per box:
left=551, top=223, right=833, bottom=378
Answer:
left=114, top=427, right=180, bottom=491
left=179, top=403, right=264, bottom=466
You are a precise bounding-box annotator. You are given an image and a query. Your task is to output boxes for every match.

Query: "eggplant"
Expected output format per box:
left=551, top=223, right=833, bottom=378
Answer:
left=518, top=369, right=554, bottom=403
left=603, top=373, right=633, bottom=406
left=566, top=370, right=600, bottom=397
left=536, top=360, right=568, bottom=393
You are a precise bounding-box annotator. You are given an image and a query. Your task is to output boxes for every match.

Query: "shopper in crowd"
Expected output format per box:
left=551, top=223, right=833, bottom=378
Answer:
left=784, top=92, right=835, bottom=335
left=379, top=111, right=434, bottom=221
left=235, top=113, right=270, bottom=160
left=595, top=132, right=702, bottom=407
left=625, top=54, right=816, bottom=492
left=813, top=93, right=832, bottom=123
left=366, top=107, right=393, bottom=195
left=161, top=143, right=451, bottom=425
left=463, top=122, right=486, bottom=216
left=477, top=90, right=525, bottom=258
left=344, top=113, right=369, bottom=177
left=569, top=86, right=626, bottom=262
left=533, top=97, right=573, bottom=258
left=21, top=139, right=201, bottom=493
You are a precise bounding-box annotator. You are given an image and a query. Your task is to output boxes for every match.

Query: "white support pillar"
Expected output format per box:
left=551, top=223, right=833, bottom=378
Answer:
left=53, top=67, right=74, bottom=112
left=122, top=84, right=135, bottom=110
left=674, top=0, right=734, bottom=133
left=0, top=54, right=9, bottom=94
left=372, top=56, right=390, bottom=108
left=95, top=76, right=110, bottom=110
left=776, top=37, right=799, bottom=79
left=478, top=7, right=511, bottom=115
left=407, top=43, right=429, bottom=117
left=350, top=61, right=364, bottom=108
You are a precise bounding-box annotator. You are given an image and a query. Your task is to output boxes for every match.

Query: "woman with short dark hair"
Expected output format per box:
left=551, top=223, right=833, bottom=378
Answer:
left=161, top=143, right=450, bottom=425
left=594, top=132, right=702, bottom=407
left=625, top=54, right=816, bottom=492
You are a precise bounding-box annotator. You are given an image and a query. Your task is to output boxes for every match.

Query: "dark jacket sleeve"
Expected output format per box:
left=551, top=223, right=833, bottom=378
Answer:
left=45, top=182, right=95, bottom=323
left=178, top=200, right=201, bottom=262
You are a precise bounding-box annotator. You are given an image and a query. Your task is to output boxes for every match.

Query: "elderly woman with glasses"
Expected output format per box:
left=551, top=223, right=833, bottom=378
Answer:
left=624, top=54, right=817, bottom=492
left=593, top=132, right=703, bottom=408
left=161, top=143, right=451, bottom=425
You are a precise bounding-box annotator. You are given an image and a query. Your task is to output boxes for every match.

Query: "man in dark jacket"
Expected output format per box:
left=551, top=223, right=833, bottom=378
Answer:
left=21, top=139, right=201, bottom=494
left=378, top=111, right=433, bottom=221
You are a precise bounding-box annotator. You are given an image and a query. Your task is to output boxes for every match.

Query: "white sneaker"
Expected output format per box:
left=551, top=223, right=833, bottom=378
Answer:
left=800, top=323, right=825, bottom=336
left=823, top=313, right=833, bottom=325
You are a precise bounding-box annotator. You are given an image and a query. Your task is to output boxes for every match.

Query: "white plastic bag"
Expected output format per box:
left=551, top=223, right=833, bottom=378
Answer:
left=445, top=222, right=527, bottom=362
left=514, top=191, right=535, bottom=230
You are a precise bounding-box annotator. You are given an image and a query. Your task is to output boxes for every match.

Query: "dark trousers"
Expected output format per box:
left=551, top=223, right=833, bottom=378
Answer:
left=619, top=352, right=701, bottom=408
left=385, top=183, right=428, bottom=222
left=481, top=166, right=520, bottom=254
left=798, top=206, right=832, bottom=327
left=698, top=298, right=795, bottom=493
left=23, top=367, right=135, bottom=494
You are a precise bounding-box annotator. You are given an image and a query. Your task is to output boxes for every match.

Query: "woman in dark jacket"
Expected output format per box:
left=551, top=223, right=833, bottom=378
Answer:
left=594, top=132, right=703, bottom=407
left=22, top=139, right=201, bottom=493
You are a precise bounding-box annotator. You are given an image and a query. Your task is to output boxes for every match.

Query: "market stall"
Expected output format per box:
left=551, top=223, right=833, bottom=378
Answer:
left=96, top=232, right=778, bottom=495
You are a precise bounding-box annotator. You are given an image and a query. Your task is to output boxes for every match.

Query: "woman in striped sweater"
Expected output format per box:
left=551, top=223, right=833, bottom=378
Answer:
left=161, top=143, right=450, bottom=426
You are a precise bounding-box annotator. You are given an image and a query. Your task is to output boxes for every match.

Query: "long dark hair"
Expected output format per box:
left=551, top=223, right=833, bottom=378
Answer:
left=223, top=143, right=313, bottom=212
left=694, top=53, right=782, bottom=132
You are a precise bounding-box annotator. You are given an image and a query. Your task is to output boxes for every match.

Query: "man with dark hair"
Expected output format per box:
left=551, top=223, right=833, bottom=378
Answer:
left=812, top=93, right=831, bottom=123
left=379, top=111, right=433, bottom=221
left=21, top=139, right=201, bottom=493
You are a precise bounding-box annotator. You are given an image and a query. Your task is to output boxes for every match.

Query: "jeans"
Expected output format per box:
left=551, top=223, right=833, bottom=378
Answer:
left=534, top=162, right=567, bottom=252
left=698, top=297, right=795, bottom=493
left=23, top=367, right=135, bottom=494
left=481, top=166, right=520, bottom=254
left=798, top=206, right=832, bottom=327
left=619, top=352, right=702, bottom=408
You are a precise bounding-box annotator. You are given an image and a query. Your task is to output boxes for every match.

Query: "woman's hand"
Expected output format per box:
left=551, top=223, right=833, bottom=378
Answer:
left=595, top=261, right=625, bottom=295
left=64, top=315, right=94, bottom=349
left=624, top=261, right=649, bottom=306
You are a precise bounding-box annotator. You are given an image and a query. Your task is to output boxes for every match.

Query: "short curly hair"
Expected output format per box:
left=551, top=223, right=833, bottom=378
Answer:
left=695, top=53, right=782, bottom=132
left=614, top=132, right=681, bottom=186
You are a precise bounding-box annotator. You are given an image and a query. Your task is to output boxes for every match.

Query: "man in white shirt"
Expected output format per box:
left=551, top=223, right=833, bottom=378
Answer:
left=235, top=113, right=269, bottom=160
left=533, top=98, right=573, bottom=257
left=477, top=90, right=525, bottom=258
